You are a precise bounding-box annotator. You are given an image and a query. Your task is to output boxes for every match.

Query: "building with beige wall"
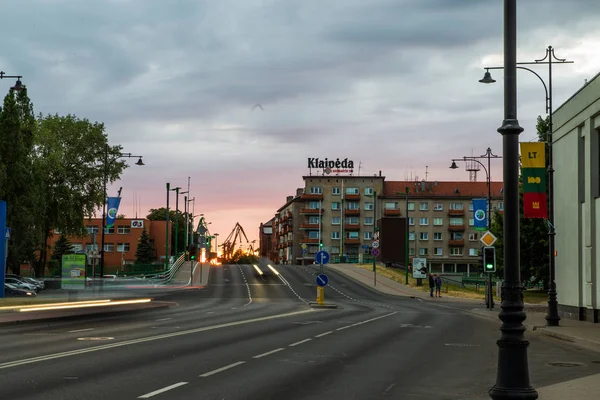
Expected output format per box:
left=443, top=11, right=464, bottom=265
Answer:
left=553, top=71, right=600, bottom=323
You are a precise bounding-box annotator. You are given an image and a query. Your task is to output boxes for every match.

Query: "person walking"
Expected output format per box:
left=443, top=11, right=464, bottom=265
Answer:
left=435, top=274, right=442, bottom=297
left=428, top=273, right=435, bottom=297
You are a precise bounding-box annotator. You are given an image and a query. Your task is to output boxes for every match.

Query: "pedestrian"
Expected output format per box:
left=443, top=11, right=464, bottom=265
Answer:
left=435, top=274, right=442, bottom=297
left=428, top=273, right=435, bottom=297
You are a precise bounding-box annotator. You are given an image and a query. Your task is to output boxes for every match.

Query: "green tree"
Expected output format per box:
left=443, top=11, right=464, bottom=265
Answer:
left=0, top=87, right=42, bottom=275
left=135, top=227, right=156, bottom=264
left=33, top=114, right=127, bottom=276
left=490, top=115, right=550, bottom=288
left=49, top=235, right=73, bottom=276
left=147, top=207, right=189, bottom=254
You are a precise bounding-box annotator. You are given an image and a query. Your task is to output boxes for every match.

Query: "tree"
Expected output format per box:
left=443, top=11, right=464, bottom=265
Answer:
left=147, top=207, right=190, bottom=255
left=490, top=115, right=550, bottom=288
left=135, top=227, right=156, bottom=264
left=49, top=234, right=73, bottom=276
left=0, top=87, right=42, bottom=275
left=33, top=114, right=127, bottom=276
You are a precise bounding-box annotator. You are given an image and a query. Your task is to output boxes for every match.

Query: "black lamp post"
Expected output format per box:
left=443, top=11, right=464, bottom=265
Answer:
left=0, top=71, right=25, bottom=91
left=488, top=1, right=537, bottom=398
left=480, top=47, right=573, bottom=328
left=450, top=148, right=501, bottom=309
left=99, top=146, right=144, bottom=277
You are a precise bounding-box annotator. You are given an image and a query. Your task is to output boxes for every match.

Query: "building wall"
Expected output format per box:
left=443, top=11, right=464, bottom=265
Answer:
left=553, top=72, right=600, bottom=322
left=258, top=220, right=274, bottom=258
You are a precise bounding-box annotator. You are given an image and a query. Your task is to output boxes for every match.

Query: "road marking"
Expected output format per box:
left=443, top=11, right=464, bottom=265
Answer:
left=336, top=326, right=352, bottom=331
left=155, top=318, right=172, bottom=322
left=315, top=331, right=333, bottom=337
left=253, top=348, right=285, bottom=359
left=237, top=265, right=253, bottom=306
left=200, top=361, right=245, bottom=377
left=0, top=309, right=315, bottom=370
left=351, top=312, right=397, bottom=327
left=289, top=338, right=312, bottom=347
left=382, top=383, right=397, bottom=396
left=278, top=273, right=308, bottom=303
left=206, top=311, right=214, bottom=314
left=138, top=382, right=188, bottom=398
left=68, top=328, right=94, bottom=333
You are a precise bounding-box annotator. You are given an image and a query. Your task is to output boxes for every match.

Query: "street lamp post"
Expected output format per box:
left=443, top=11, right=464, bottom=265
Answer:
left=214, top=233, right=219, bottom=261
left=99, top=146, right=143, bottom=277
left=405, top=187, right=409, bottom=284
left=450, top=148, right=501, bottom=309
left=488, top=2, right=537, bottom=398
left=170, top=186, right=182, bottom=258
left=0, top=71, right=25, bottom=91
left=165, top=183, right=170, bottom=270
left=480, top=47, right=572, bottom=328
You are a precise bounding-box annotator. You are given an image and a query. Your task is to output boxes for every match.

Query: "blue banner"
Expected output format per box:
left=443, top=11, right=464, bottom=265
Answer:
left=0, top=200, right=6, bottom=298
left=472, top=198, right=488, bottom=231
left=106, top=197, right=122, bottom=228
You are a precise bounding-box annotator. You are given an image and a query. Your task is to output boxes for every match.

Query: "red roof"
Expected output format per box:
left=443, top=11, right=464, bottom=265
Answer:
left=383, top=181, right=503, bottom=198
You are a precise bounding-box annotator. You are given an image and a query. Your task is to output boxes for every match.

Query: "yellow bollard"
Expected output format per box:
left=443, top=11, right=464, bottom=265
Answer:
left=316, top=286, right=325, bottom=305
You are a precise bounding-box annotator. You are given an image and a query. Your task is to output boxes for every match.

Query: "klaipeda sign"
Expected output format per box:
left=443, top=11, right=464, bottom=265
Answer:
left=307, top=158, right=354, bottom=175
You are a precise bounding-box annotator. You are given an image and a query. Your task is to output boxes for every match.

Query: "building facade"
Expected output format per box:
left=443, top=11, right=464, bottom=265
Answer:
left=258, top=218, right=275, bottom=259
left=272, top=189, right=303, bottom=264
left=553, top=72, right=600, bottom=323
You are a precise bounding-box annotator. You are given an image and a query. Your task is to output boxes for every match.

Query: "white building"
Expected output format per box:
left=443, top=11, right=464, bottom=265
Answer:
left=553, top=71, right=600, bottom=323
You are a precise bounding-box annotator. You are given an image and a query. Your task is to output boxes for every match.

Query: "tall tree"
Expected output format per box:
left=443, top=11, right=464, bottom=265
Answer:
left=135, top=227, right=156, bottom=264
left=490, top=115, right=550, bottom=288
left=147, top=207, right=190, bottom=254
left=34, top=114, right=127, bottom=276
left=0, top=87, right=41, bottom=275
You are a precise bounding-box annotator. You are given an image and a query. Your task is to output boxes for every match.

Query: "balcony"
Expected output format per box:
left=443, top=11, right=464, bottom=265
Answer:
left=345, top=209, right=360, bottom=216
left=344, top=238, right=361, bottom=245
left=299, top=237, right=319, bottom=244
left=384, top=209, right=401, bottom=216
left=448, top=239, right=465, bottom=246
left=344, top=224, right=360, bottom=231
left=345, top=194, right=361, bottom=201
left=448, top=224, right=465, bottom=231
left=299, top=208, right=324, bottom=215
left=299, top=223, right=320, bottom=230
left=301, top=193, right=323, bottom=200
left=448, top=209, right=464, bottom=216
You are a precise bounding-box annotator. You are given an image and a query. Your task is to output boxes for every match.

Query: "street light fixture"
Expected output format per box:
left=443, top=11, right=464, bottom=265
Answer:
left=170, top=186, right=182, bottom=259
left=480, top=45, right=573, bottom=328
left=488, top=2, right=537, bottom=398
left=99, top=147, right=144, bottom=277
left=450, top=147, right=501, bottom=309
left=0, top=71, right=25, bottom=91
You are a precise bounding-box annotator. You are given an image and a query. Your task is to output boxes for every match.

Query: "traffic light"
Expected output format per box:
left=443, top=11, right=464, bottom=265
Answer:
left=319, top=243, right=323, bottom=248
left=483, top=246, right=496, bottom=273
left=191, top=254, right=196, bottom=260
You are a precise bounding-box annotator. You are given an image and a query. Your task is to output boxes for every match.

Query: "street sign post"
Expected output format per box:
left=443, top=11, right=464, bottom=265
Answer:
left=371, top=248, right=380, bottom=257
left=316, top=274, right=329, bottom=287
left=372, top=240, right=380, bottom=249
left=480, top=231, right=498, bottom=247
left=315, top=250, right=330, bottom=265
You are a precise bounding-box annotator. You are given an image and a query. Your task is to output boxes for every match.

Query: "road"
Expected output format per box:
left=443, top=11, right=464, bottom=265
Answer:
left=1, top=263, right=599, bottom=400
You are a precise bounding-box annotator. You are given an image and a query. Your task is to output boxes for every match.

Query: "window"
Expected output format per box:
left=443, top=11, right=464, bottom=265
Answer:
left=433, top=218, right=443, bottom=226
left=332, top=217, right=341, bottom=225
left=332, top=202, right=341, bottom=210
left=308, top=231, right=320, bottom=239
left=450, top=202, right=463, bottom=210
left=408, top=202, right=415, bottom=211
left=409, top=231, right=415, bottom=241
left=330, top=246, right=340, bottom=254
left=332, top=187, right=340, bottom=195
left=104, top=227, right=115, bottom=234
left=409, top=248, right=415, bottom=256
left=86, top=226, right=99, bottom=234
left=310, top=186, right=322, bottom=194
left=498, top=201, right=504, bottom=211
left=451, top=232, right=463, bottom=240
left=308, top=216, right=320, bottom=224
left=419, top=202, right=429, bottom=211
left=85, top=244, right=98, bottom=252
left=434, top=248, right=443, bottom=256
left=365, top=187, right=374, bottom=195
left=449, top=217, right=464, bottom=226
left=346, top=187, right=359, bottom=195
left=469, top=203, right=474, bottom=211
left=331, top=231, right=340, bottom=239
left=450, top=247, right=463, bottom=256
left=469, top=233, right=478, bottom=241
left=103, top=243, right=114, bottom=252
left=347, top=231, right=359, bottom=239
left=347, top=202, right=360, bottom=210
left=364, top=202, right=374, bottom=210
left=385, top=202, right=398, bottom=210
left=433, top=232, right=442, bottom=241
left=364, top=217, right=374, bottom=225
left=345, top=217, right=359, bottom=225
left=419, top=248, right=428, bottom=256
left=419, top=232, right=429, bottom=241
left=71, top=243, right=83, bottom=252
left=419, top=217, right=429, bottom=226
left=364, top=232, right=372, bottom=240
left=469, top=218, right=474, bottom=226
left=309, top=201, right=321, bottom=209
left=469, top=248, right=479, bottom=256
left=409, top=217, right=415, bottom=225
left=117, top=243, right=130, bottom=252
left=117, top=225, right=130, bottom=234
left=433, top=203, right=443, bottom=211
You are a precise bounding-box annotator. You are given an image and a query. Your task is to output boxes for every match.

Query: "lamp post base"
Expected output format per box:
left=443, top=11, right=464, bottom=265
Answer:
left=545, top=285, right=561, bottom=326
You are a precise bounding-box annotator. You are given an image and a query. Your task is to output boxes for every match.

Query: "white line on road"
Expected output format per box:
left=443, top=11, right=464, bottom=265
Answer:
left=68, top=328, right=94, bottom=333
left=351, top=312, right=397, bottom=327
left=289, top=338, right=312, bottom=347
left=206, top=311, right=214, bottom=314
left=200, top=361, right=246, bottom=377
left=315, top=331, right=333, bottom=337
left=155, top=318, right=172, bottom=322
left=336, top=326, right=352, bottom=331
left=237, top=265, right=253, bottom=306
left=138, top=382, right=188, bottom=398
left=252, top=348, right=285, bottom=359
left=0, top=309, right=315, bottom=370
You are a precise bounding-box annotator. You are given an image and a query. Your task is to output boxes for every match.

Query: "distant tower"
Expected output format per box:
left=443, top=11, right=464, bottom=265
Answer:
left=465, top=159, right=480, bottom=182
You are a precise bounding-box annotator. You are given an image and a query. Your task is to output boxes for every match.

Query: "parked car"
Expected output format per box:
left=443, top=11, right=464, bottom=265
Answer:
left=4, top=283, right=36, bottom=297
left=4, top=277, right=39, bottom=292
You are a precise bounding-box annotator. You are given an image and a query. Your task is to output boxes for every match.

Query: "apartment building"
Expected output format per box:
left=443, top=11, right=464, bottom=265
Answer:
left=272, top=189, right=303, bottom=264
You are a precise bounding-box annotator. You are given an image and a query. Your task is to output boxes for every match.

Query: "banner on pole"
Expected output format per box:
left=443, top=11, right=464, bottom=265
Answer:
left=520, top=142, right=548, bottom=218
left=472, top=198, right=488, bottom=231
left=106, top=197, right=122, bottom=228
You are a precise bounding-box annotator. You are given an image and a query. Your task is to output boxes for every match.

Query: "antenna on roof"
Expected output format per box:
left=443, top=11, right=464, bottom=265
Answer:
left=425, top=166, right=429, bottom=182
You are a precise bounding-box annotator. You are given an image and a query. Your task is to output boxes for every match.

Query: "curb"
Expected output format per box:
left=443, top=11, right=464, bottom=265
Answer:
left=308, top=302, right=338, bottom=309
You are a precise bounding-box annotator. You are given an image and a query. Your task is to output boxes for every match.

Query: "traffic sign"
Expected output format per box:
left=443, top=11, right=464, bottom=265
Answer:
left=372, top=240, right=380, bottom=249
left=480, top=231, right=497, bottom=247
left=373, top=231, right=380, bottom=240
left=315, top=250, right=330, bottom=265
left=372, top=248, right=380, bottom=257
left=316, top=274, right=329, bottom=287
left=5, top=227, right=10, bottom=239
left=301, top=243, right=308, bottom=250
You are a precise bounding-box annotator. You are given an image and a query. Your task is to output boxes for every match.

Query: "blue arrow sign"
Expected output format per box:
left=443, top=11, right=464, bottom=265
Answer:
left=316, top=274, right=329, bottom=287
left=315, top=250, right=330, bottom=265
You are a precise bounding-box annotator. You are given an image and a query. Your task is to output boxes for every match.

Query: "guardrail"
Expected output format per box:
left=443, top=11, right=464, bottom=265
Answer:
left=142, top=254, right=186, bottom=284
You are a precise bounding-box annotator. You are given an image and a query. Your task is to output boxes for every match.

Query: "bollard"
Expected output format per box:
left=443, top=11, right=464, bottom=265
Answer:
left=316, top=286, right=325, bottom=305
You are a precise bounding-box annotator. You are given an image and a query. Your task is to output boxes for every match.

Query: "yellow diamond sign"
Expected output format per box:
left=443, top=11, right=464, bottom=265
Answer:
left=480, top=231, right=497, bottom=247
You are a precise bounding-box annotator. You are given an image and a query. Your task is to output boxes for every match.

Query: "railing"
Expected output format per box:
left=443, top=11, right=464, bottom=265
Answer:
left=143, top=254, right=186, bottom=283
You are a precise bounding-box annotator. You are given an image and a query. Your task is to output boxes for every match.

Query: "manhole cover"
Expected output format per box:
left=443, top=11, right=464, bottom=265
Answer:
left=547, top=362, right=584, bottom=368
left=77, top=337, right=114, bottom=341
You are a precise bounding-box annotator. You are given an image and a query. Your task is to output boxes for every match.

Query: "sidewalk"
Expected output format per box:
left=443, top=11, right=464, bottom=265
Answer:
left=172, top=261, right=211, bottom=287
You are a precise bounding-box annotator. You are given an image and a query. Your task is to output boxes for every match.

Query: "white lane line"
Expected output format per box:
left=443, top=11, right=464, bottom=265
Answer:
left=351, top=311, right=398, bottom=327
left=252, top=348, right=285, bottom=359
left=200, top=361, right=246, bottom=377
left=289, top=338, right=312, bottom=347
left=0, top=309, right=315, bottom=370
left=278, top=274, right=308, bottom=303
left=187, top=262, right=198, bottom=285
left=237, top=265, right=253, bottom=306
left=336, top=326, right=352, bottom=331
left=138, top=382, right=188, bottom=398
left=315, top=331, right=333, bottom=338
left=68, top=328, right=94, bottom=333
left=206, top=311, right=214, bottom=314
left=155, top=318, right=172, bottom=322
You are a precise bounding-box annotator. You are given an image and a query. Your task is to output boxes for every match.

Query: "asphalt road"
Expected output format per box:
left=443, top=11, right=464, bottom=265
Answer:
left=1, top=263, right=600, bottom=400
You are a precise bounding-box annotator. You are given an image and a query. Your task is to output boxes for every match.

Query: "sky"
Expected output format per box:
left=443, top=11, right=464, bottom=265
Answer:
left=1, top=0, right=599, bottom=244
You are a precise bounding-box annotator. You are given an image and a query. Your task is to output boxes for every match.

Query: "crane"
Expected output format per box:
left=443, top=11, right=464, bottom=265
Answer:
left=221, top=222, right=250, bottom=261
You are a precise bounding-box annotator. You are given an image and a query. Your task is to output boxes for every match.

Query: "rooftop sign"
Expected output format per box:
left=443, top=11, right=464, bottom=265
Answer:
left=308, top=158, right=355, bottom=175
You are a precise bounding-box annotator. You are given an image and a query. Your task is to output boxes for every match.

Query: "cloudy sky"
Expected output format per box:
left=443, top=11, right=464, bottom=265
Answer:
left=1, top=0, right=598, bottom=244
